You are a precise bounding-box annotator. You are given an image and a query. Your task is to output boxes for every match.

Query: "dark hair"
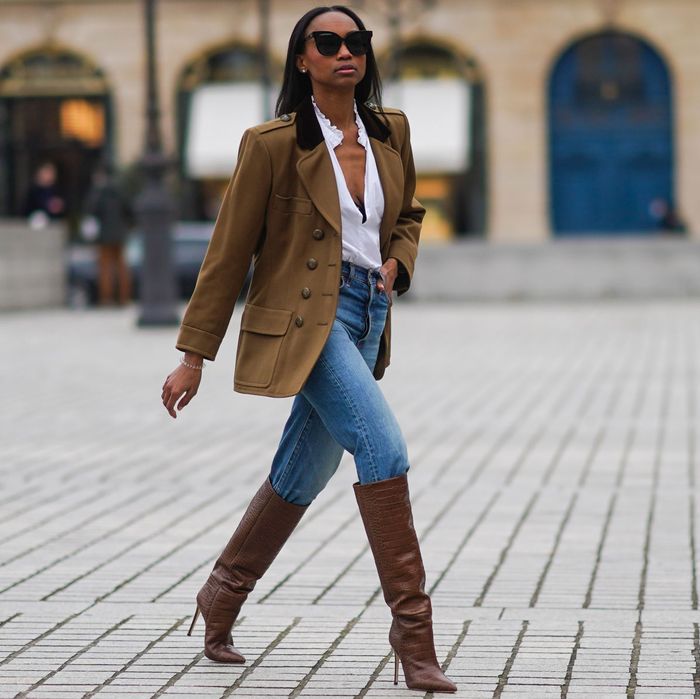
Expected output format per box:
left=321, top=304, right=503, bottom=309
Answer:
left=275, top=5, right=382, bottom=117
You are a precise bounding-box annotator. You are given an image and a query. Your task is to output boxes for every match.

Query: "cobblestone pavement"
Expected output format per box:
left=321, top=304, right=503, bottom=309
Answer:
left=3, top=301, right=700, bottom=698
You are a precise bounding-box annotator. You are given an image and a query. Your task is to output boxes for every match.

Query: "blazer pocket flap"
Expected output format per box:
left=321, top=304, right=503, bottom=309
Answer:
left=272, top=194, right=313, bottom=215
left=241, top=304, right=292, bottom=336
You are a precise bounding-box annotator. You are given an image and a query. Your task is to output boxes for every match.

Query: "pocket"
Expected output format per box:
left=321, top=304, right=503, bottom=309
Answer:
left=271, top=194, right=313, bottom=215
left=235, top=304, right=292, bottom=387
left=375, top=280, right=392, bottom=306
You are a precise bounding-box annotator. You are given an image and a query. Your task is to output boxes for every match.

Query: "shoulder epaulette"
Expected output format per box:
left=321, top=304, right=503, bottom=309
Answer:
left=373, top=105, right=404, bottom=117
left=255, top=113, right=297, bottom=134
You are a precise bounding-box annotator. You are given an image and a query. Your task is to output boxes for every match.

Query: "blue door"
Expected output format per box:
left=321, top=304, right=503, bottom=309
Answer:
left=549, top=32, right=673, bottom=235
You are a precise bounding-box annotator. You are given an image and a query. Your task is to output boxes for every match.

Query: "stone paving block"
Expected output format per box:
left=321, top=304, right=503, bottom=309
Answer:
left=3, top=304, right=700, bottom=695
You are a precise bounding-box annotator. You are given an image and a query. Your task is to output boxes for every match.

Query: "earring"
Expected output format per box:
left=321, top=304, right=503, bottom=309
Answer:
left=300, top=68, right=307, bottom=73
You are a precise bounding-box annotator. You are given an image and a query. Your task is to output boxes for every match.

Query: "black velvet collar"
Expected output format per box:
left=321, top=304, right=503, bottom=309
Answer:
left=294, top=94, right=391, bottom=150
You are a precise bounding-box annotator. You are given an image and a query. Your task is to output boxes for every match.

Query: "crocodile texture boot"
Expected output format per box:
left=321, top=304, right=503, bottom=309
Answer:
left=187, top=478, right=307, bottom=662
left=354, top=475, right=457, bottom=693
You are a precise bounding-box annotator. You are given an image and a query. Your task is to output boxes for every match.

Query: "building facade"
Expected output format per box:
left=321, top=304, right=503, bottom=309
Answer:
left=0, top=0, right=697, bottom=241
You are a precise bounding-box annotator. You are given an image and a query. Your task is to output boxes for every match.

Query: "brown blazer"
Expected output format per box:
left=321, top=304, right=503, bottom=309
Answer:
left=175, top=95, right=425, bottom=397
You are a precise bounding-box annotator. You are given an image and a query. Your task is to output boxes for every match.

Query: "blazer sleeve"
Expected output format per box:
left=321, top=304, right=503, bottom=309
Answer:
left=386, top=112, right=426, bottom=297
left=175, top=128, right=272, bottom=360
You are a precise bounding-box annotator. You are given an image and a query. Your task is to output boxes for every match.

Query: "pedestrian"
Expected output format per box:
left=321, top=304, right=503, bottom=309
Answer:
left=83, top=163, right=133, bottom=305
left=23, top=161, right=65, bottom=226
left=649, top=197, right=687, bottom=235
left=161, top=5, right=456, bottom=694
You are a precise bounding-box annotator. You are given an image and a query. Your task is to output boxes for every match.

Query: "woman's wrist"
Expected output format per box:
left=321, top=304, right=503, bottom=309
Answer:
left=383, top=258, right=399, bottom=281
left=182, top=351, right=205, bottom=370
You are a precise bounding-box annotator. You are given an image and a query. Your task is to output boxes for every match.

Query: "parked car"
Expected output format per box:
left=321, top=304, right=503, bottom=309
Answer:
left=66, top=221, right=250, bottom=307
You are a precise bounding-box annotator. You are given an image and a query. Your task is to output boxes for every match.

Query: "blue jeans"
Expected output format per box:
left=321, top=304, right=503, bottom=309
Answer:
left=269, top=261, right=410, bottom=505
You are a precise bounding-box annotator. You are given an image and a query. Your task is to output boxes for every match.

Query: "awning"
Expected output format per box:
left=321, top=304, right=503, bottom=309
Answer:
left=185, top=82, right=274, bottom=178
left=185, top=78, right=471, bottom=178
left=384, top=78, right=471, bottom=173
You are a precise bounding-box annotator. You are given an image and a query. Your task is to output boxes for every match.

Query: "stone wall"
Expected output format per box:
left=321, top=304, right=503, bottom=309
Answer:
left=410, top=238, right=700, bottom=301
left=0, top=0, right=697, bottom=241
left=0, top=220, right=66, bottom=310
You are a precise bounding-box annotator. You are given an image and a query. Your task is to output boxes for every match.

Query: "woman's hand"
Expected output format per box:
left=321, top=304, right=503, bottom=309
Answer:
left=161, top=353, right=203, bottom=418
left=377, top=257, right=398, bottom=297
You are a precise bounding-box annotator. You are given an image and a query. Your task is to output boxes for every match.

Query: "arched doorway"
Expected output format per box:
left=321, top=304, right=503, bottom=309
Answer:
left=549, top=31, right=673, bottom=235
left=0, top=44, right=113, bottom=237
left=176, top=44, right=279, bottom=221
left=383, top=41, right=487, bottom=238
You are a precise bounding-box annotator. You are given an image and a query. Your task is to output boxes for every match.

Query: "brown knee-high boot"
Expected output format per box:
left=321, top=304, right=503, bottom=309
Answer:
left=187, top=478, right=307, bottom=662
left=354, top=474, right=457, bottom=693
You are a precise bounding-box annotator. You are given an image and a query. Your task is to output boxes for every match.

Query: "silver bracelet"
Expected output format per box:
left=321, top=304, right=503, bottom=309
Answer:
left=180, top=356, right=205, bottom=370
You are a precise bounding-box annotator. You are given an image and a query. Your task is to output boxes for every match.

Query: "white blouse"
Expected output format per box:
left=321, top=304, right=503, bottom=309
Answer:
left=312, top=96, right=384, bottom=271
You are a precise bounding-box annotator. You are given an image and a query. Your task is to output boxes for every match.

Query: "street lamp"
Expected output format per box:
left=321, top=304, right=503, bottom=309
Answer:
left=136, top=0, right=178, bottom=327
left=259, top=0, right=272, bottom=121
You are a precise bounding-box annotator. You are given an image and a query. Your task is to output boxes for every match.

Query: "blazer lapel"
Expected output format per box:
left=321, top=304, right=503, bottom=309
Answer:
left=355, top=101, right=403, bottom=250
left=297, top=145, right=342, bottom=235
left=371, top=138, right=404, bottom=251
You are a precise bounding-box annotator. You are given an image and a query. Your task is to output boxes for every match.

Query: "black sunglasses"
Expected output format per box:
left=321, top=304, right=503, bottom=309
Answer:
left=304, top=30, right=373, bottom=57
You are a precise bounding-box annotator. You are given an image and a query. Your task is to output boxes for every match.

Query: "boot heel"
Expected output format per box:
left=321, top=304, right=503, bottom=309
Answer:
left=187, top=606, right=200, bottom=636
left=393, top=651, right=399, bottom=685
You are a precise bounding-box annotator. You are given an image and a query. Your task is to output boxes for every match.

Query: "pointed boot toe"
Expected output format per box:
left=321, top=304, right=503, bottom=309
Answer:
left=204, top=641, right=245, bottom=664
left=412, top=677, right=457, bottom=693
left=404, top=670, right=457, bottom=693
left=394, top=648, right=457, bottom=693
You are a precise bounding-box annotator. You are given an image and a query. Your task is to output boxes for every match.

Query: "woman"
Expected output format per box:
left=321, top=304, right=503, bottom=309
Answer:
left=161, top=5, right=456, bottom=693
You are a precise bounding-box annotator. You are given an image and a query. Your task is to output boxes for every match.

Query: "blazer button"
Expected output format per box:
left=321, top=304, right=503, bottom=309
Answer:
left=307, top=258, right=318, bottom=270
left=280, top=113, right=291, bottom=122
left=301, top=287, right=312, bottom=299
left=312, top=228, right=325, bottom=240
left=295, top=315, right=304, bottom=327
